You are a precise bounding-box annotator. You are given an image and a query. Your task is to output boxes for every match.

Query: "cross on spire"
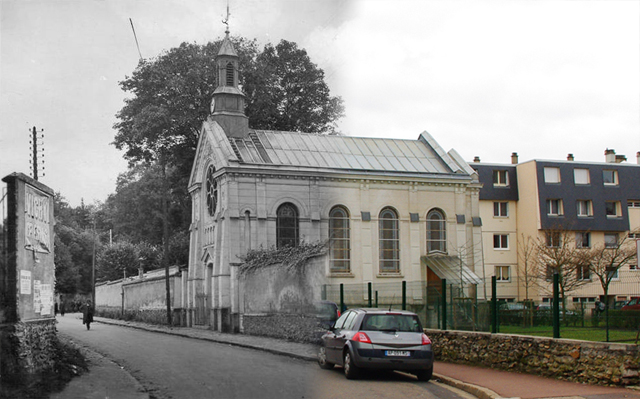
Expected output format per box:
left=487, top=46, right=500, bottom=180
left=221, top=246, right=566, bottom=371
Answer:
left=222, top=0, right=230, bottom=35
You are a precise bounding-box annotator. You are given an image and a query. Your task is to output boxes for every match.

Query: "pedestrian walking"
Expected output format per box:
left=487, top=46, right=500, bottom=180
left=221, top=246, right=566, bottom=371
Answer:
left=54, top=302, right=59, bottom=316
left=60, top=299, right=66, bottom=316
left=82, top=300, right=94, bottom=330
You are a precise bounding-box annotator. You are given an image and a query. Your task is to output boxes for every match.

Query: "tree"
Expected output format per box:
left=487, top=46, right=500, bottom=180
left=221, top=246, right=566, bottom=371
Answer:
left=96, top=241, right=139, bottom=282
left=517, top=233, right=539, bottom=326
left=244, top=40, right=344, bottom=134
left=534, top=229, right=589, bottom=311
left=581, top=234, right=637, bottom=305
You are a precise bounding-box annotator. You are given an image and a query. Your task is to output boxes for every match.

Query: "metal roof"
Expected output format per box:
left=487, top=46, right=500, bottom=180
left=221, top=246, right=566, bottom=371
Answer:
left=246, top=130, right=454, bottom=174
left=422, top=255, right=483, bottom=286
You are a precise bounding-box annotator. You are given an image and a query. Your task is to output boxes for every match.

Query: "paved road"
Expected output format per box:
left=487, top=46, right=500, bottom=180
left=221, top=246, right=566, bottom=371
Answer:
left=56, top=316, right=476, bottom=399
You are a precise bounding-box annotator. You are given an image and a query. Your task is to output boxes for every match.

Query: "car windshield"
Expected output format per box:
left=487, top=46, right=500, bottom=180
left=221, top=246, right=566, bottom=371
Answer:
left=361, top=314, right=422, bottom=332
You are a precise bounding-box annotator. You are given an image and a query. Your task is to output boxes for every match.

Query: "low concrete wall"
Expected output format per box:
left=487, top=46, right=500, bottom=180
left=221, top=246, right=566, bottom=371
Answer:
left=96, top=266, right=183, bottom=310
left=426, top=329, right=640, bottom=386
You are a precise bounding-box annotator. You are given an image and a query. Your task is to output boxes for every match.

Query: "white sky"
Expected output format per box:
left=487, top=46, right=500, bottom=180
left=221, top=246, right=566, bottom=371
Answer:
left=1, top=0, right=639, bottom=207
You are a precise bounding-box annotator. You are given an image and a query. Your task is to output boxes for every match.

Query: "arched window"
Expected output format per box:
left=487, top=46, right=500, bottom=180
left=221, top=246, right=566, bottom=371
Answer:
left=277, top=203, right=299, bottom=248
left=379, top=207, right=399, bottom=273
left=427, top=209, right=447, bottom=253
left=206, top=165, right=218, bottom=216
left=226, top=62, right=234, bottom=86
left=329, top=206, right=350, bottom=272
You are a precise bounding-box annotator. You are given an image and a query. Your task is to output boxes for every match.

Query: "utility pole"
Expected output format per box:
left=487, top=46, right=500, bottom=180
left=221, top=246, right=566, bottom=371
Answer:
left=29, top=126, right=45, bottom=180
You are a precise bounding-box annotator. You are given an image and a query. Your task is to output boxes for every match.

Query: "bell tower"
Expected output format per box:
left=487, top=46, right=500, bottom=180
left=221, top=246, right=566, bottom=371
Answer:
left=210, top=20, right=249, bottom=138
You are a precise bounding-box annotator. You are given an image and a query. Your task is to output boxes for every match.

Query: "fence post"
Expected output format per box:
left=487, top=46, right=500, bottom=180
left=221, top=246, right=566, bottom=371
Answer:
left=340, top=283, right=345, bottom=313
left=321, top=284, right=326, bottom=301
left=553, top=273, right=560, bottom=339
left=441, top=279, right=447, bottom=330
left=491, top=276, right=497, bottom=334
left=375, top=291, right=378, bottom=308
left=368, top=282, right=372, bottom=307
left=402, top=281, right=407, bottom=310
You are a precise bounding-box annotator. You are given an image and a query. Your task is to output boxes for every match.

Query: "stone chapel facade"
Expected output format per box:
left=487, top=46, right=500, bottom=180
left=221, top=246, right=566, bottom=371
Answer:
left=186, top=31, right=485, bottom=332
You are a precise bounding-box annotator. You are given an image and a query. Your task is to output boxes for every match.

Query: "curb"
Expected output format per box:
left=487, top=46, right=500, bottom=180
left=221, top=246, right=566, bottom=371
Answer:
left=94, top=318, right=502, bottom=398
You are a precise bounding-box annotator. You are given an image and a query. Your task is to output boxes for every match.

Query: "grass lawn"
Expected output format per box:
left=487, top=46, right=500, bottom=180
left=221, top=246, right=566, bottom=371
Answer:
left=498, top=325, right=640, bottom=343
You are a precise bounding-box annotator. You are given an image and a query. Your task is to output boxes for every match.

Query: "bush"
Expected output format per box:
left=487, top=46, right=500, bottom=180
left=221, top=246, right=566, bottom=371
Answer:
left=95, top=306, right=182, bottom=326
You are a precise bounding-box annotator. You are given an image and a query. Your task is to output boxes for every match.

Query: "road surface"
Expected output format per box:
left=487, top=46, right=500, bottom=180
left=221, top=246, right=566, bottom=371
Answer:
left=56, top=315, right=476, bottom=399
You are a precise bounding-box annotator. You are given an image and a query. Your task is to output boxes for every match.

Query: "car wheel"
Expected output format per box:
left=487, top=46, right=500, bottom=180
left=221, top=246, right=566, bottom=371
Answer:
left=415, top=366, right=433, bottom=382
left=343, top=350, right=361, bottom=380
left=317, top=347, right=335, bottom=370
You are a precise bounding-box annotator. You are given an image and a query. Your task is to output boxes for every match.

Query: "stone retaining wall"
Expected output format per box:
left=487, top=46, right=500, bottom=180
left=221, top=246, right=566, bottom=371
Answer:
left=242, top=313, right=321, bottom=344
left=426, top=329, right=640, bottom=386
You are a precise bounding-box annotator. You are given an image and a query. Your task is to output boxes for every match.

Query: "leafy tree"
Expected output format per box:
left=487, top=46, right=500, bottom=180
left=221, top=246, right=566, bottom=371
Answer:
left=96, top=241, right=140, bottom=282
left=244, top=39, right=344, bottom=134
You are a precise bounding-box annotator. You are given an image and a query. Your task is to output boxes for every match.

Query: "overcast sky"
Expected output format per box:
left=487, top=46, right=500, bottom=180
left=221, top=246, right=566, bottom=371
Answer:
left=1, top=0, right=639, bottom=207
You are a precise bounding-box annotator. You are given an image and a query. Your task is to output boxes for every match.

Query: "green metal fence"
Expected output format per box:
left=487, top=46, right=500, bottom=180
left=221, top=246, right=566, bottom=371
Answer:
left=322, top=276, right=640, bottom=343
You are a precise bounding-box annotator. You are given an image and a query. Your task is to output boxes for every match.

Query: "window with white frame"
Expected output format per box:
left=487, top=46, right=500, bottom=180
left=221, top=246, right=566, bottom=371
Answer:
left=576, top=264, right=591, bottom=281
left=427, top=209, right=447, bottom=254
left=329, top=206, right=350, bottom=273
left=576, top=200, right=593, bottom=217
left=493, top=234, right=509, bottom=250
left=546, top=199, right=563, bottom=216
left=493, top=202, right=508, bottom=217
left=628, top=200, right=640, bottom=208
left=605, top=201, right=621, bottom=218
left=495, top=266, right=510, bottom=282
left=603, top=170, right=618, bottom=185
left=379, top=207, right=400, bottom=273
left=630, top=264, right=639, bottom=271
left=576, top=232, right=591, bottom=248
left=546, top=231, right=561, bottom=248
left=573, top=168, right=590, bottom=185
left=607, top=268, right=619, bottom=280
left=604, top=233, right=619, bottom=248
left=544, top=167, right=561, bottom=183
left=493, top=170, right=509, bottom=187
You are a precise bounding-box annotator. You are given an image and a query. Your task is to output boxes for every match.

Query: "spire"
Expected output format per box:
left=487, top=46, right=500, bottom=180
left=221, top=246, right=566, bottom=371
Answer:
left=210, top=0, right=248, bottom=137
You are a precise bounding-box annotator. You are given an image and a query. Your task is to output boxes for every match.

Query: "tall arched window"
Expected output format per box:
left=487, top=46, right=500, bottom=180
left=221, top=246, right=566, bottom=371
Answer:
left=379, top=207, right=400, bottom=273
left=206, top=165, right=218, bottom=216
left=329, top=206, right=350, bottom=272
left=226, top=62, right=234, bottom=86
left=427, top=209, right=447, bottom=253
left=277, top=203, right=299, bottom=248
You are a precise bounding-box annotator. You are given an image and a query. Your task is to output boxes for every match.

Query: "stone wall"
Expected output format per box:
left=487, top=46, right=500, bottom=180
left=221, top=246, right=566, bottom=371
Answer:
left=242, top=313, right=321, bottom=344
left=1, top=319, right=57, bottom=383
left=426, top=329, right=640, bottom=386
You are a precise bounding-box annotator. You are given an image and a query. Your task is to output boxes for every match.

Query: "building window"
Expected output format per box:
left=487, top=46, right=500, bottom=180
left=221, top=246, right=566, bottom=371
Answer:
left=329, top=206, right=350, bottom=273
left=628, top=200, right=640, bottom=208
left=493, top=202, right=508, bottom=217
left=603, top=170, right=618, bottom=185
left=206, top=165, right=218, bottom=216
left=574, top=168, right=590, bottom=185
left=379, top=207, right=400, bottom=273
left=604, top=233, right=619, bottom=248
left=544, top=167, right=561, bottom=183
left=225, top=62, right=234, bottom=86
left=576, top=200, right=593, bottom=217
left=546, top=231, right=561, bottom=248
left=546, top=199, right=563, bottom=216
left=493, top=234, right=509, bottom=250
left=576, top=232, right=591, bottom=249
left=495, top=266, right=510, bottom=282
left=577, top=264, right=591, bottom=281
left=629, top=233, right=640, bottom=239
left=427, top=209, right=447, bottom=253
left=605, top=201, right=621, bottom=218
left=630, top=264, right=639, bottom=271
left=276, top=203, right=299, bottom=248
left=493, top=170, right=509, bottom=187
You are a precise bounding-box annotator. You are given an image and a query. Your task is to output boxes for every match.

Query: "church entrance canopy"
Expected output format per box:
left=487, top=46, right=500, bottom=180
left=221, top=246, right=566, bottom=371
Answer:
left=422, top=255, right=482, bottom=286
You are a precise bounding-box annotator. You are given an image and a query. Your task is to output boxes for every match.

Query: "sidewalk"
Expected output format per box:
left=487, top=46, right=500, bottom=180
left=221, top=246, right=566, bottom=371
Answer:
left=57, top=316, right=640, bottom=399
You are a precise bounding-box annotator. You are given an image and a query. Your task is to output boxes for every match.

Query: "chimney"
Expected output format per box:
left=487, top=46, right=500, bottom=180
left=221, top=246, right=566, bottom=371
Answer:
left=567, top=153, right=574, bottom=161
left=605, top=149, right=616, bottom=163
left=473, top=156, right=481, bottom=163
left=511, top=152, right=518, bottom=164
left=637, top=151, right=640, bottom=165
left=615, top=154, right=627, bottom=163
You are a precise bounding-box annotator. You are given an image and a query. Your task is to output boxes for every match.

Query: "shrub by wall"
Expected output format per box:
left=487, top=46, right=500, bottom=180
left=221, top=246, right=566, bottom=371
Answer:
left=96, top=306, right=183, bottom=326
left=243, top=313, right=322, bottom=344
left=426, top=329, right=640, bottom=386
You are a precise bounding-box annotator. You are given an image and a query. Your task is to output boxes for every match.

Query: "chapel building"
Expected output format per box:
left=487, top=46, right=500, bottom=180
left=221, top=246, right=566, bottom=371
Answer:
left=187, top=30, right=484, bottom=332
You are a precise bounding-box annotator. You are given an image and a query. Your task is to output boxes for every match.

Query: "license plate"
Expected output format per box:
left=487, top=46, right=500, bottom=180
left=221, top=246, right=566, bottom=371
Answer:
left=385, top=350, right=411, bottom=357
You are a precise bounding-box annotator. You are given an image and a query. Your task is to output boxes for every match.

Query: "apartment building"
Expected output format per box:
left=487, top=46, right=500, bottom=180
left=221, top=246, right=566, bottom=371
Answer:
left=471, top=150, right=640, bottom=307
